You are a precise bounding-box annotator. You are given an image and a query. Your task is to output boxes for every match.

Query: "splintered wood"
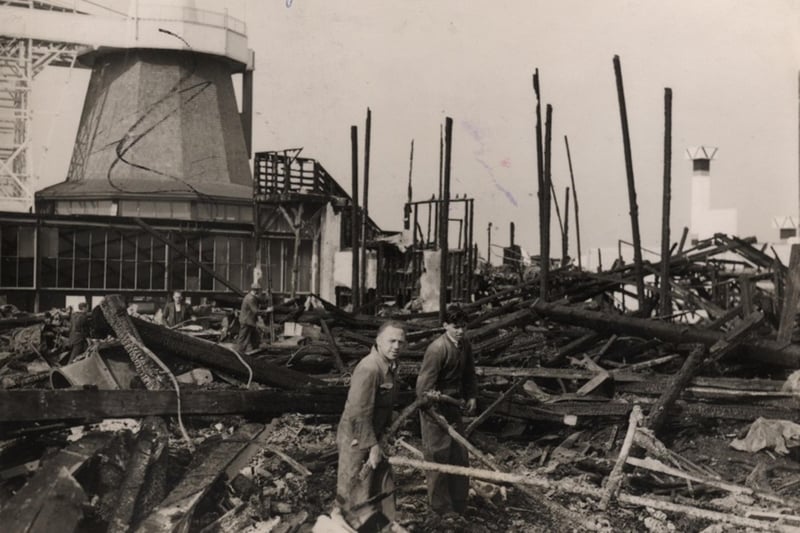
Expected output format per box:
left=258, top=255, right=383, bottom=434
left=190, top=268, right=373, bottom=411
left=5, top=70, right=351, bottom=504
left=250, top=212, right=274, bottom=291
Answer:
left=2, top=233, right=800, bottom=531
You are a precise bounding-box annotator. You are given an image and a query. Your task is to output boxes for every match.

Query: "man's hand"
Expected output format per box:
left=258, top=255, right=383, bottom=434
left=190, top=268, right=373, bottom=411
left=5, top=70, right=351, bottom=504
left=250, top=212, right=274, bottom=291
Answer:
left=368, top=444, right=382, bottom=469
left=465, top=398, right=477, bottom=416
left=423, top=390, right=442, bottom=402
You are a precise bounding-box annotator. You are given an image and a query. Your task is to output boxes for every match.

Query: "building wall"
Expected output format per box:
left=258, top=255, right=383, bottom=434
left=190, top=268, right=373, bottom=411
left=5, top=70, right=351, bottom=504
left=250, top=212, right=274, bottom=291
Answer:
left=689, top=172, right=738, bottom=242
left=319, top=203, right=341, bottom=301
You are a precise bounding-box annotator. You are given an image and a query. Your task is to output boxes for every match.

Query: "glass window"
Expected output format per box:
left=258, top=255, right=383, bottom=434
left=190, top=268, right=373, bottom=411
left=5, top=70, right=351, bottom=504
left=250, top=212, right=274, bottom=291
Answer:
left=74, top=258, right=90, bottom=288
left=75, top=230, right=90, bottom=259
left=58, top=259, right=73, bottom=287
left=19, top=227, right=34, bottom=257
left=59, top=230, right=75, bottom=259
left=1, top=226, right=17, bottom=257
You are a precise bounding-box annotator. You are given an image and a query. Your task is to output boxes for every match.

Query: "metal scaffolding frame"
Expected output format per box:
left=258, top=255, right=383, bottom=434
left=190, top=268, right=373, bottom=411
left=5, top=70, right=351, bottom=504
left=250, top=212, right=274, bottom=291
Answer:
left=0, top=0, right=80, bottom=210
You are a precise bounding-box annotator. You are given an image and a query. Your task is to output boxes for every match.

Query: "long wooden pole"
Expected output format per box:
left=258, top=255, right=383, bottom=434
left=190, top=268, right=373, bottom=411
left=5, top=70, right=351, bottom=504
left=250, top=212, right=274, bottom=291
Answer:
left=659, top=88, right=673, bottom=317
left=350, top=125, right=360, bottom=308
left=550, top=180, right=565, bottom=249
left=439, top=117, right=453, bottom=322
left=533, top=70, right=546, bottom=299
left=564, top=135, right=582, bottom=269
left=360, top=108, right=371, bottom=310
left=563, top=187, right=570, bottom=264
left=613, top=55, right=646, bottom=309
left=487, top=222, right=492, bottom=265
left=404, top=139, right=414, bottom=230
left=600, top=405, right=643, bottom=509
left=541, top=104, right=553, bottom=300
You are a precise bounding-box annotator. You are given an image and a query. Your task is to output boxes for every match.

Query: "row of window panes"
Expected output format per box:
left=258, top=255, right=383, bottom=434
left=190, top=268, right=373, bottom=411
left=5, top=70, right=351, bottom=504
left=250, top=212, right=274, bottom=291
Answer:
left=0, top=226, right=36, bottom=288
left=1, top=225, right=314, bottom=293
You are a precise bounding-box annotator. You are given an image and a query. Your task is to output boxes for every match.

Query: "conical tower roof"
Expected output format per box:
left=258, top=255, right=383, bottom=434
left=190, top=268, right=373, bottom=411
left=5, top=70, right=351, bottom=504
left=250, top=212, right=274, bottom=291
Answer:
left=38, top=48, right=252, bottom=210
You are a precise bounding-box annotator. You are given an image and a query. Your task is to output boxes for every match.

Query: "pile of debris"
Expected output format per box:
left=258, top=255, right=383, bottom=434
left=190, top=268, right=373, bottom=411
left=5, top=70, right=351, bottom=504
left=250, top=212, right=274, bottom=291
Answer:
left=2, top=233, right=800, bottom=532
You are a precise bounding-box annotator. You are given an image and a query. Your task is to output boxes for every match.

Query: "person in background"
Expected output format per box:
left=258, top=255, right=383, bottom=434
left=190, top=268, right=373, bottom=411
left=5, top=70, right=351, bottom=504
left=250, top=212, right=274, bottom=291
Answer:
left=415, top=305, right=478, bottom=516
left=163, top=290, right=193, bottom=327
left=336, top=320, right=406, bottom=531
left=67, top=301, right=90, bottom=363
left=237, top=283, right=261, bottom=352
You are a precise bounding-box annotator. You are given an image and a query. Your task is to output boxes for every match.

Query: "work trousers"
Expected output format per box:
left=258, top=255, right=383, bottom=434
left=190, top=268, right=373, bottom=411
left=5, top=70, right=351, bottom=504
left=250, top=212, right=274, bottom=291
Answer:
left=236, top=324, right=260, bottom=352
left=419, top=407, right=469, bottom=514
left=336, top=445, right=395, bottom=531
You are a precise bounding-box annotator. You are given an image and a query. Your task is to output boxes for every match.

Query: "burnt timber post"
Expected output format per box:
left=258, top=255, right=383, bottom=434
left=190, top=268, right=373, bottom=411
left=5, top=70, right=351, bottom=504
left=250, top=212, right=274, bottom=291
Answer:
left=541, top=104, right=553, bottom=300
left=350, top=125, right=360, bottom=309
left=565, top=135, right=582, bottom=269
left=659, top=88, right=673, bottom=317
left=439, top=117, right=453, bottom=322
left=533, top=70, right=547, bottom=300
left=613, top=54, right=646, bottom=309
left=360, top=108, right=371, bottom=310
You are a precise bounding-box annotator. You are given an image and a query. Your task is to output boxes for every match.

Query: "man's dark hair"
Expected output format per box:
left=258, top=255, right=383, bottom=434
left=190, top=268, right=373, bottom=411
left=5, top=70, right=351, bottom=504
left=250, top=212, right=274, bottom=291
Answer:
left=444, top=305, right=468, bottom=326
left=376, top=319, right=406, bottom=337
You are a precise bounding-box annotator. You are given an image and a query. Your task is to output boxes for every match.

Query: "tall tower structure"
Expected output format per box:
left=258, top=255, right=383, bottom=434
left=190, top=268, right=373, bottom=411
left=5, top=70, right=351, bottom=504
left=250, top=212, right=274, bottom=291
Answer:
left=1, top=0, right=254, bottom=220
left=687, top=146, right=737, bottom=243
left=0, top=0, right=89, bottom=211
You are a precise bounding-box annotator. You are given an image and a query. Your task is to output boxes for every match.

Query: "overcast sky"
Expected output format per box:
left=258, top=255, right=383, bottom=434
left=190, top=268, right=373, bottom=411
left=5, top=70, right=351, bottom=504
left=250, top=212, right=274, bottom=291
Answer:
left=31, top=0, right=800, bottom=263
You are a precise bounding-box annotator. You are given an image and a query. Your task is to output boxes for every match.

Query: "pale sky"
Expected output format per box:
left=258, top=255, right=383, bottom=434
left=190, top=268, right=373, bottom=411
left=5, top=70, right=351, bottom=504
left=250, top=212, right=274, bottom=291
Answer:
left=30, top=0, right=800, bottom=263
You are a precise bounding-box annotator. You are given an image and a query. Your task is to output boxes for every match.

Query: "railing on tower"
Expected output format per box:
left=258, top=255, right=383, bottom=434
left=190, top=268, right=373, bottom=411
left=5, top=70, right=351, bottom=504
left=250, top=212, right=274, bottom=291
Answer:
left=253, top=151, right=349, bottom=199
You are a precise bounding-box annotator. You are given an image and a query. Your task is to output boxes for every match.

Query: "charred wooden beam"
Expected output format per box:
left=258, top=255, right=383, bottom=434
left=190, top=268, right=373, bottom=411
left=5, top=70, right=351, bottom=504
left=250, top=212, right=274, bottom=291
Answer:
left=108, top=416, right=169, bottom=533
left=0, top=388, right=368, bottom=422
left=532, top=301, right=800, bottom=368
left=777, top=244, right=800, bottom=343
left=137, top=424, right=268, bottom=532
left=132, top=318, right=322, bottom=389
left=644, top=345, right=705, bottom=436
left=0, top=433, right=109, bottom=532
left=659, top=87, right=673, bottom=317
left=613, top=55, right=645, bottom=308
left=101, top=295, right=170, bottom=390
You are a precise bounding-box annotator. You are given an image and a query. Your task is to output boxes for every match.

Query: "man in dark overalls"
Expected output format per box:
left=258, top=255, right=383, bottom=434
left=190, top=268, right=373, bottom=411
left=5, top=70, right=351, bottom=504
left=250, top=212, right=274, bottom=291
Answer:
left=237, top=283, right=261, bottom=352
left=416, top=305, right=477, bottom=515
left=336, top=320, right=406, bottom=531
left=67, top=302, right=90, bottom=363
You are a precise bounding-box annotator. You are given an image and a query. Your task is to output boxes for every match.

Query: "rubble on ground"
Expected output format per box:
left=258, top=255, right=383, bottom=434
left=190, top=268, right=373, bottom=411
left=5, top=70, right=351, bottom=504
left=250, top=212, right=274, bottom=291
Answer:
left=2, top=233, right=800, bottom=532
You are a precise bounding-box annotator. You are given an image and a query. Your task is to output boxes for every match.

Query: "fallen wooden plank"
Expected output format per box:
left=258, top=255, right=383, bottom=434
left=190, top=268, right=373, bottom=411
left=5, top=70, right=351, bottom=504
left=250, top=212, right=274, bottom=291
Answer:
left=136, top=423, right=267, bottom=533
left=777, top=244, right=800, bottom=344
left=600, top=404, right=643, bottom=509
left=532, top=301, right=800, bottom=368
left=133, top=318, right=323, bottom=388
left=644, top=344, right=706, bottom=435
left=388, top=456, right=791, bottom=531
left=7, top=467, right=87, bottom=533
left=490, top=396, right=800, bottom=422
left=109, top=416, right=169, bottom=533
left=626, top=456, right=791, bottom=506
left=465, top=378, right=526, bottom=436
left=0, top=389, right=356, bottom=422
left=704, top=310, right=764, bottom=366
left=426, top=407, right=587, bottom=530
left=0, top=433, right=110, bottom=532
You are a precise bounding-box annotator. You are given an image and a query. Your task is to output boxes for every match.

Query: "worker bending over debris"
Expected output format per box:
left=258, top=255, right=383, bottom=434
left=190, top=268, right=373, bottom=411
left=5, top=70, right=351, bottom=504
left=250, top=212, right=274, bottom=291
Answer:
left=416, top=305, right=477, bottom=515
left=237, top=283, right=261, bottom=352
left=335, top=320, right=406, bottom=531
